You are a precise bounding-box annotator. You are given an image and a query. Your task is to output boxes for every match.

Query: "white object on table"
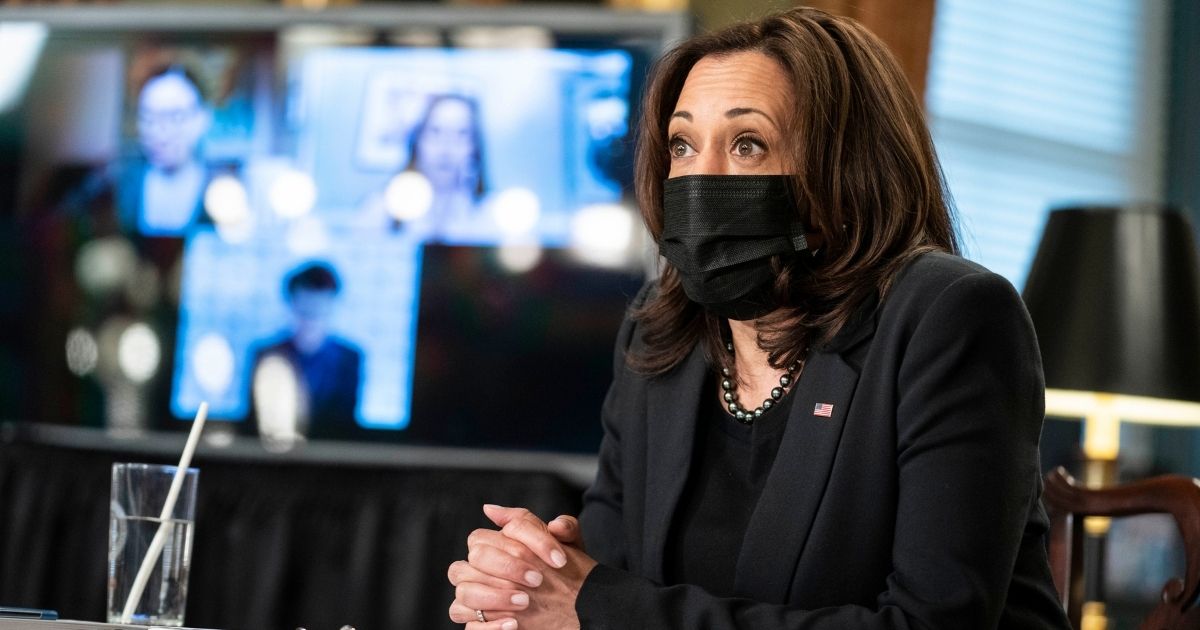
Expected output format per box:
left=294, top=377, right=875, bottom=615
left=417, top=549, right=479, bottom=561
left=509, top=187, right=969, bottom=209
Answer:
left=119, top=403, right=208, bottom=623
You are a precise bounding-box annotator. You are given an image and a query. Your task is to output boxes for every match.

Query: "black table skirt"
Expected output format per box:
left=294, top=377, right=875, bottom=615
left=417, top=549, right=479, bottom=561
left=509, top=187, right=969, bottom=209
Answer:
left=0, top=424, right=590, bottom=629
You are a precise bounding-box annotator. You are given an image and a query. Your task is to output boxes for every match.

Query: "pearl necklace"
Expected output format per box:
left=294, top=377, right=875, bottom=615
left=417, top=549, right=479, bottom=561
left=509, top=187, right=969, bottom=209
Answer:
left=720, top=341, right=802, bottom=425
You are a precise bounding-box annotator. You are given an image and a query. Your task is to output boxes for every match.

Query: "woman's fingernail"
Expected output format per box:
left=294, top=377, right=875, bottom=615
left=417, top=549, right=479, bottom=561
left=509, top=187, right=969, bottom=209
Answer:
left=511, top=592, right=529, bottom=606
left=524, top=570, right=543, bottom=587
left=550, top=549, right=567, bottom=568
left=483, top=503, right=500, bottom=510
left=502, top=621, right=518, bottom=630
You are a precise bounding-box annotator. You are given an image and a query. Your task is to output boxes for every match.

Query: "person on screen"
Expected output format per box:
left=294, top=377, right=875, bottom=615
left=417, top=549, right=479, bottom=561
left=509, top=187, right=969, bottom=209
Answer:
left=248, top=261, right=364, bottom=441
left=117, top=64, right=239, bottom=237
left=363, top=94, right=495, bottom=241
left=407, top=94, right=486, bottom=213
left=444, top=7, right=1071, bottom=630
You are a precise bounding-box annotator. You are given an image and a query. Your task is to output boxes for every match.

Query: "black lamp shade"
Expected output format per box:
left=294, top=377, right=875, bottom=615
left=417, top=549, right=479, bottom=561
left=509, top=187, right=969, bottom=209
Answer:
left=1022, top=205, right=1200, bottom=404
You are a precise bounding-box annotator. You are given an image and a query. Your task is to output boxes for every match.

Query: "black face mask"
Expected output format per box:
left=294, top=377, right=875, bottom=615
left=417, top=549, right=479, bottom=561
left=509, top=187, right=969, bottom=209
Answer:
left=659, top=174, right=811, bottom=320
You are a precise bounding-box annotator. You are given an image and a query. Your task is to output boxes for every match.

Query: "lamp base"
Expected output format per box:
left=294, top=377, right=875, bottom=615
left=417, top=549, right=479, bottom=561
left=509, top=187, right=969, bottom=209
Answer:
left=1080, top=457, right=1117, bottom=629
left=1081, top=601, right=1108, bottom=630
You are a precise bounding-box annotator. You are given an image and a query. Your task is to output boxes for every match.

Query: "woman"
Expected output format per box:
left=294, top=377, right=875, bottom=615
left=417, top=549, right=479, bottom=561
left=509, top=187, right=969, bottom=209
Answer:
left=363, top=93, right=490, bottom=240
left=405, top=94, right=487, bottom=213
left=447, top=7, right=1071, bottom=629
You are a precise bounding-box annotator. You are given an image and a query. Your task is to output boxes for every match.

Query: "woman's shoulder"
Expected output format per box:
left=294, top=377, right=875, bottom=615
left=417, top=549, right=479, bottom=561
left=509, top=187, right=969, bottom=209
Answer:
left=894, top=250, right=1000, bottom=290
left=612, top=280, right=657, bottom=357
left=890, top=251, right=1017, bottom=300
left=881, top=250, right=1026, bottom=327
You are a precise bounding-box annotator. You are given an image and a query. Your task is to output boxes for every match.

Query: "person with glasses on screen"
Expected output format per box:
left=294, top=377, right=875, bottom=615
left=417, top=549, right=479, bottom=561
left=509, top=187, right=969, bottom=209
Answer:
left=445, top=7, right=1070, bottom=630
left=116, top=64, right=239, bottom=237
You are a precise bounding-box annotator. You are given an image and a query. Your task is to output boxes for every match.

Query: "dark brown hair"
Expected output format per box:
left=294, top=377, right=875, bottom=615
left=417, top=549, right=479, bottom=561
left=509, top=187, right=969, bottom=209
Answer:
left=285, top=260, right=341, bottom=297
left=140, top=63, right=207, bottom=102
left=405, top=94, right=487, bottom=199
left=630, top=6, right=958, bottom=375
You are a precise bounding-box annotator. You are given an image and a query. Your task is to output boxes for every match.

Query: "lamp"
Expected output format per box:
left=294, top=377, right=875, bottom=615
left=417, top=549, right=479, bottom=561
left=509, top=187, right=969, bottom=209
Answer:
left=1023, top=204, right=1200, bottom=629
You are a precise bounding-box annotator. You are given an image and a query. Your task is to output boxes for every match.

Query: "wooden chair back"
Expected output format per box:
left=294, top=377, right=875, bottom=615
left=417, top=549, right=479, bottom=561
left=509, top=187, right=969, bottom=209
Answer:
left=1043, top=466, right=1200, bottom=629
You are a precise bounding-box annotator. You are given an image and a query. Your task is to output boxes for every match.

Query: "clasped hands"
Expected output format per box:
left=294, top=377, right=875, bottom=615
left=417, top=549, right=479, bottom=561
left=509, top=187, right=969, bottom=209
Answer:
left=448, top=504, right=598, bottom=630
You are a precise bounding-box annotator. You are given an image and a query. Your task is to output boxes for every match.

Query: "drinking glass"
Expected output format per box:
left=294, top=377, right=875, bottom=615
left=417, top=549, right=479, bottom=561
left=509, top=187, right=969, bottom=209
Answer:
left=107, top=462, right=198, bottom=626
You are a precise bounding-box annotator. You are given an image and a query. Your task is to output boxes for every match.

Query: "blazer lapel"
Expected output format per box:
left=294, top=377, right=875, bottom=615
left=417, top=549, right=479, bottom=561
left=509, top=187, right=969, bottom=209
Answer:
left=642, top=343, right=707, bottom=583
left=733, top=297, right=879, bottom=602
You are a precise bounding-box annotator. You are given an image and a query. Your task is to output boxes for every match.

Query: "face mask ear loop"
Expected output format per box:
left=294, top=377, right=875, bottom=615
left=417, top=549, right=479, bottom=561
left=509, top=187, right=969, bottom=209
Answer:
left=788, top=221, right=810, bottom=253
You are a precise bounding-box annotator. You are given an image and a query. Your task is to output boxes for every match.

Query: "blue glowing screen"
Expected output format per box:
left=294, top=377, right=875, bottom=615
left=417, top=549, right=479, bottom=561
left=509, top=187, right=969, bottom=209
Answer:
left=168, top=46, right=635, bottom=435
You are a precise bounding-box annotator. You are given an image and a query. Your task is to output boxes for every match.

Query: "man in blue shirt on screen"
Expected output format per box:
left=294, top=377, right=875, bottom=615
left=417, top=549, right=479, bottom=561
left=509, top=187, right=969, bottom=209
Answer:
left=248, top=261, right=364, bottom=441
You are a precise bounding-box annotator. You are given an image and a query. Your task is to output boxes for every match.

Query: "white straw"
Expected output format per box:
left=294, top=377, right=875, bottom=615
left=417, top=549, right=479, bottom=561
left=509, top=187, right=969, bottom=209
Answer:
left=120, top=402, right=208, bottom=623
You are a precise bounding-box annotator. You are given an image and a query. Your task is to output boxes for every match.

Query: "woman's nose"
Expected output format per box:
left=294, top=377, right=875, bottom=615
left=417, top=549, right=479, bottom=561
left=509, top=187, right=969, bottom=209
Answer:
left=685, top=145, right=729, bottom=176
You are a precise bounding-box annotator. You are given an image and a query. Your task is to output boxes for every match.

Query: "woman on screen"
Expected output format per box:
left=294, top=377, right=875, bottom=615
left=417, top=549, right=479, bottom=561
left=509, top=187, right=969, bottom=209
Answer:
left=407, top=94, right=487, bottom=215
left=445, top=7, right=1070, bottom=630
left=364, top=93, right=495, bottom=242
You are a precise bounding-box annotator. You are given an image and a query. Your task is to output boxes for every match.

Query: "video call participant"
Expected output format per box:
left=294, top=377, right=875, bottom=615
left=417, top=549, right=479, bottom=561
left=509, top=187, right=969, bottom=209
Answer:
left=408, top=94, right=487, bottom=219
left=445, top=7, right=1071, bottom=630
left=118, top=64, right=240, bottom=237
left=365, top=94, right=495, bottom=241
left=248, top=261, right=364, bottom=441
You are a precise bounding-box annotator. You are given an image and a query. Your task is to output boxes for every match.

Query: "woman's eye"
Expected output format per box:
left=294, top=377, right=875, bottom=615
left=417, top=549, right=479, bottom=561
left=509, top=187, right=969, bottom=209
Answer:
left=669, top=138, right=694, bottom=158
left=733, top=136, right=766, bottom=157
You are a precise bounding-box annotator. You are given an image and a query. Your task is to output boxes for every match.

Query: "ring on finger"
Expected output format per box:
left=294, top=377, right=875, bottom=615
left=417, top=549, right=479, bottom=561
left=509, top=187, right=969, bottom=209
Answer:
left=476, top=609, right=487, bottom=623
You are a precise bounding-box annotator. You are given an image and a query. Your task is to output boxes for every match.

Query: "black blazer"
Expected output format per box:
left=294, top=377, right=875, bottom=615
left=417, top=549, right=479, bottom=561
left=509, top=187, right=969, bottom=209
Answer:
left=577, top=252, right=1071, bottom=629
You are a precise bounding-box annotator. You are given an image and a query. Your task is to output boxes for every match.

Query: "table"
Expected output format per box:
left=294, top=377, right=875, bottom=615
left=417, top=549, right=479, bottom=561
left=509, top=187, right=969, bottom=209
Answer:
left=0, top=620, right=215, bottom=630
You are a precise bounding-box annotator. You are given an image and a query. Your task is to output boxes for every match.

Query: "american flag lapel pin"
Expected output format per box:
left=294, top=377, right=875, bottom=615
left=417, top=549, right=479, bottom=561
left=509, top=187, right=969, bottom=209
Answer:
left=813, top=402, right=834, bottom=418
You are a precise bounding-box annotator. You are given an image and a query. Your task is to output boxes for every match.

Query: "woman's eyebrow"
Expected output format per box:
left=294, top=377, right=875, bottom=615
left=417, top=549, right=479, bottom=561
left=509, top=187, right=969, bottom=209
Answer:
left=670, top=108, right=777, bottom=127
left=726, top=107, right=776, bottom=126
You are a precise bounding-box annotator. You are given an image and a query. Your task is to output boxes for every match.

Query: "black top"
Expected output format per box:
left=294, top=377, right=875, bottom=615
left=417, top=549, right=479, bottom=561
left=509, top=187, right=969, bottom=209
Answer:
left=664, top=383, right=795, bottom=597
left=577, top=252, right=1072, bottom=629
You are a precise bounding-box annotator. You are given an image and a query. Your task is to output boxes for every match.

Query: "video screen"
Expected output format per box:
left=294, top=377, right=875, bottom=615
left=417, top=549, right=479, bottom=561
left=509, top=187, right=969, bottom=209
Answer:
left=167, top=46, right=638, bottom=443
left=10, top=35, right=287, bottom=431
left=291, top=47, right=633, bottom=244
left=171, top=227, right=422, bottom=438
left=7, top=27, right=648, bottom=451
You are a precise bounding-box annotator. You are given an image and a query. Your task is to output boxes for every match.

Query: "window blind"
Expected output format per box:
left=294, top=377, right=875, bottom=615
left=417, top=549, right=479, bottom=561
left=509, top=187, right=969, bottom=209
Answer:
left=926, top=0, right=1169, bottom=287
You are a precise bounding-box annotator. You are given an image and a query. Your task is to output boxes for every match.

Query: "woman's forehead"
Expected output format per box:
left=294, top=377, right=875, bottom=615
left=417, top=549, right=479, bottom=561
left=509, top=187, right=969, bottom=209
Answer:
left=429, top=99, right=473, bottom=124
left=674, top=51, right=792, bottom=119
